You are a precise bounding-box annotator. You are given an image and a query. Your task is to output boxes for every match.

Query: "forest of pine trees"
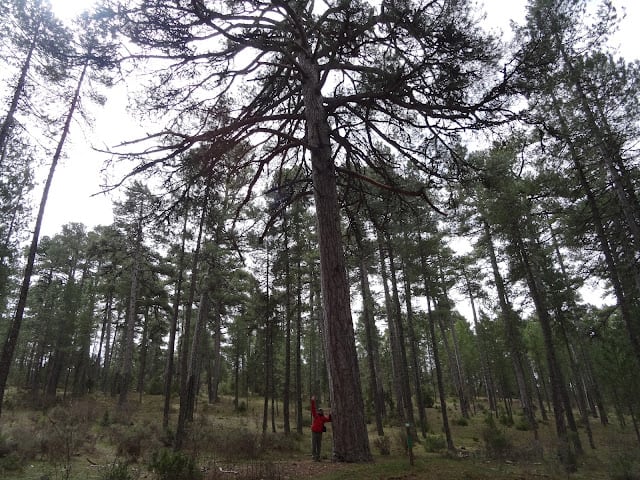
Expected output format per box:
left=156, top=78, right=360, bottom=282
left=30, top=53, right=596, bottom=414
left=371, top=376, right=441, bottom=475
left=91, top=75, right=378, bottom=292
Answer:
left=1, top=0, right=639, bottom=470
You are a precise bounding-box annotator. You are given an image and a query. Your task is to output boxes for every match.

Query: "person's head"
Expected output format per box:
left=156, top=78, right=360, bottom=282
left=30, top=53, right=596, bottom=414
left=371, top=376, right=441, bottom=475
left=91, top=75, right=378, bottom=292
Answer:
left=318, top=408, right=324, bottom=416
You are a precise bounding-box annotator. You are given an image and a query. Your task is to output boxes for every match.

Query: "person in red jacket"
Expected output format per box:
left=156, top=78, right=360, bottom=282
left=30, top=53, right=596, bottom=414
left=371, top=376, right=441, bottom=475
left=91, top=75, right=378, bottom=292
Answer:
left=310, top=395, right=331, bottom=461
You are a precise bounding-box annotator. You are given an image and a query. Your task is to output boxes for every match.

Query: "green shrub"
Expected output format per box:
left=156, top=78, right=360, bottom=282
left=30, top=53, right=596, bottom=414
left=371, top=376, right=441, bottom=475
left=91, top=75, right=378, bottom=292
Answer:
left=4, top=424, right=40, bottom=461
left=149, top=449, right=202, bottom=480
left=481, top=415, right=510, bottom=458
left=422, top=389, right=435, bottom=409
left=453, top=417, right=469, bottom=426
left=0, top=432, right=21, bottom=474
left=514, top=415, right=531, bottom=431
left=372, top=435, right=391, bottom=455
left=423, top=433, right=446, bottom=453
left=185, top=422, right=261, bottom=460
left=262, top=432, right=301, bottom=453
left=101, top=410, right=112, bottom=427
left=111, top=422, right=159, bottom=461
left=498, top=412, right=514, bottom=427
left=40, top=405, right=93, bottom=461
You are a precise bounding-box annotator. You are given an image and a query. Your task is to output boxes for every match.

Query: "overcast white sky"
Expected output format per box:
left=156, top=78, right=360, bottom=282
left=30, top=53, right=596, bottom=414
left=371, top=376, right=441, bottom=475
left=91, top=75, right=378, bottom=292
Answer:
left=40, top=0, right=639, bottom=237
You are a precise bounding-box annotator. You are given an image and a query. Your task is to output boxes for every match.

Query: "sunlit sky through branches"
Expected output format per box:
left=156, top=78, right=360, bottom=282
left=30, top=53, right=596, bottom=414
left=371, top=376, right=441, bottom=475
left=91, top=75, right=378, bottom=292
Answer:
left=43, top=0, right=639, bottom=237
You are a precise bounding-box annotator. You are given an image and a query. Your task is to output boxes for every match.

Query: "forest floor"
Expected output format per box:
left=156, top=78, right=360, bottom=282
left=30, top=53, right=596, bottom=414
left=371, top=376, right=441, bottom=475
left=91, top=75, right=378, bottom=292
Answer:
left=0, top=391, right=638, bottom=479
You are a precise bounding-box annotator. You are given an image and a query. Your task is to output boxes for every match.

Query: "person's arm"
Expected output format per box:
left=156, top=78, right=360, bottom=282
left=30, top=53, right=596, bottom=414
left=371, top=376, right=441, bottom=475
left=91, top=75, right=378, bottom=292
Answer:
left=311, top=396, right=317, bottom=418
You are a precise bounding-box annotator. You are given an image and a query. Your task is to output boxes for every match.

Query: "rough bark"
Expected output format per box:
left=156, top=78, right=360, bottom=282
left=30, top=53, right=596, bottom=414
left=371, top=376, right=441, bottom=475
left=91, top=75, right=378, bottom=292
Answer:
left=299, top=51, right=371, bottom=462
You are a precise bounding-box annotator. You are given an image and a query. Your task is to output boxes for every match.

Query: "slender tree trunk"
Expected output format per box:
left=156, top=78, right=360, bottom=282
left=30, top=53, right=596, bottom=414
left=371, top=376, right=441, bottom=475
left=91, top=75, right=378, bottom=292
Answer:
left=386, top=234, right=417, bottom=434
left=402, top=252, right=428, bottom=437
left=352, top=219, right=385, bottom=437
left=175, top=192, right=208, bottom=450
left=163, top=208, right=189, bottom=429
left=483, top=220, right=538, bottom=434
left=558, top=47, right=640, bottom=250
left=419, top=245, right=454, bottom=451
left=136, top=307, right=150, bottom=403
left=514, top=234, right=575, bottom=469
left=101, top=293, right=114, bottom=393
left=295, top=249, right=304, bottom=434
left=550, top=98, right=640, bottom=368
left=184, top=287, right=210, bottom=425
left=263, top=243, right=272, bottom=434
left=283, top=214, right=291, bottom=434
left=118, top=205, right=143, bottom=409
left=0, top=20, right=40, bottom=161
left=377, top=236, right=405, bottom=422
left=462, top=268, right=497, bottom=414
left=209, top=311, right=222, bottom=403
left=0, top=60, right=88, bottom=418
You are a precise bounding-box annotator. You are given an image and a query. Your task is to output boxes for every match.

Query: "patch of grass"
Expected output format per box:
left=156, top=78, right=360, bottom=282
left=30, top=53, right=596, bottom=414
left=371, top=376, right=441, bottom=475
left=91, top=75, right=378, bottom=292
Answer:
left=98, top=460, right=133, bottom=480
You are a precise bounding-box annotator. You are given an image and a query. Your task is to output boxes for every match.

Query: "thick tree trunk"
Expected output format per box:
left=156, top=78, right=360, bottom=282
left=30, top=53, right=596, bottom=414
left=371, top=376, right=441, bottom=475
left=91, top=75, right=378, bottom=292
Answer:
left=299, top=52, right=371, bottom=462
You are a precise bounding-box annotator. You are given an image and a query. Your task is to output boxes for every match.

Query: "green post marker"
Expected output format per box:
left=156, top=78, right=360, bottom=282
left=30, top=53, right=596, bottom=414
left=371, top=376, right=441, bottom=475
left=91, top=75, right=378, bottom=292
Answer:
left=405, top=423, right=414, bottom=466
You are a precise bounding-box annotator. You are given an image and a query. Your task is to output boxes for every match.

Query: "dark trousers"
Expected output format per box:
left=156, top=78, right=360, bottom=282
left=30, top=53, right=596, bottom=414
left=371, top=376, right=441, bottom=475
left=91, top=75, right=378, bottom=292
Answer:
left=312, top=431, right=323, bottom=460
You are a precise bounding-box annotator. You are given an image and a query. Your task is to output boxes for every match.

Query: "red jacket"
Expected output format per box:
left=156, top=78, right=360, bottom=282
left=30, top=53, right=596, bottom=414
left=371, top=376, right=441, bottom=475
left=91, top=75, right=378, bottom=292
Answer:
left=311, top=398, right=331, bottom=433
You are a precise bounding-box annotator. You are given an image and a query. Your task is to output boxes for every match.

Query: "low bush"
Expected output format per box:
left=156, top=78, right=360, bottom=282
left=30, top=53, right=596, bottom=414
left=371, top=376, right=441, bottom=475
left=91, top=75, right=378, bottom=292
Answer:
left=111, top=422, right=160, bottom=462
left=40, top=405, right=94, bottom=462
left=423, top=433, right=446, bottom=453
left=149, top=448, right=202, bottom=480
left=453, top=417, right=469, bottom=426
left=262, top=432, right=301, bottom=454
left=480, top=415, right=511, bottom=459
left=373, top=435, right=391, bottom=455
left=514, top=414, right=531, bottom=431
left=1, top=424, right=39, bottom=461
